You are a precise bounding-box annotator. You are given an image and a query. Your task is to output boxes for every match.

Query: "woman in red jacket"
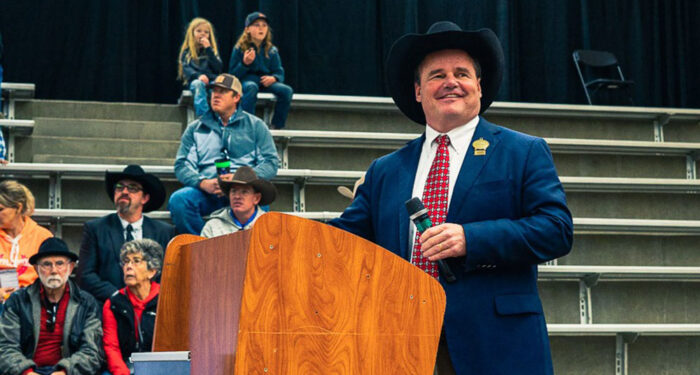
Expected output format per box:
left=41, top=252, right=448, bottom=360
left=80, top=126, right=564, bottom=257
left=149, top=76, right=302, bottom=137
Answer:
left=102, top=239, right=163, bottom=375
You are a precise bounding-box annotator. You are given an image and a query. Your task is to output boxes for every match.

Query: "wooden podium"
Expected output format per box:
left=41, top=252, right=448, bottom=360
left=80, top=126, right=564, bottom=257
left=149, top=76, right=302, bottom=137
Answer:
left=153, top=212, right=446, bottom=374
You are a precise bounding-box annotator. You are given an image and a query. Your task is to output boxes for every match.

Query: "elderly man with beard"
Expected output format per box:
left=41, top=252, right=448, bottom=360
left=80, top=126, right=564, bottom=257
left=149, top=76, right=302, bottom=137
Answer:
left=0, top=238, right=103, bottom=375
left=77, top=165, right=174, bottom=303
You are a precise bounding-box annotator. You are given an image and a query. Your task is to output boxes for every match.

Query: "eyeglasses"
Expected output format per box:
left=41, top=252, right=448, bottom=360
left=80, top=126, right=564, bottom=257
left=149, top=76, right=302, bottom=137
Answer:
left=38, top=260, right=70, bottom=271
left=120, top=257, right=145, bottom=267
left=230, top=187, right=255, bottom=196
left=115, top=183, right=143, bottom=193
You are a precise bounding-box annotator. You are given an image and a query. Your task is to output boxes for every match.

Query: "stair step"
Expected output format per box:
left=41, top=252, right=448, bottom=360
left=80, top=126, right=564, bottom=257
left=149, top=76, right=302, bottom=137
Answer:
left=14, top=99, right=185, bottom=123
left=32, top=118, right=182, bottom=140
left=32, top=154, right=175, bottom=166
left=27, top=136, right=179, bottom=158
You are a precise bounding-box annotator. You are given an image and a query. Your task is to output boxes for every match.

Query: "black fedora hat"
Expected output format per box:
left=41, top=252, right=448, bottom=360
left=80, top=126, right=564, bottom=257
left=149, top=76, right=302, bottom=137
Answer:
left=218, top=166, right=277, bottom=206
left=105, top=165, right=166, bottom=212
left=386, top=21, right=505, bottom=125
left=29, top=238, right=78, bottom=265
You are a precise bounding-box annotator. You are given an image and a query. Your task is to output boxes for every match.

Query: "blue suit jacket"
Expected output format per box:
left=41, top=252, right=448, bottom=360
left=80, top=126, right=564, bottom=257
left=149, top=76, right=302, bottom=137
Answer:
left=330, top=118, right=573, bottom=374
left=76, top=213, right=175, bottom=303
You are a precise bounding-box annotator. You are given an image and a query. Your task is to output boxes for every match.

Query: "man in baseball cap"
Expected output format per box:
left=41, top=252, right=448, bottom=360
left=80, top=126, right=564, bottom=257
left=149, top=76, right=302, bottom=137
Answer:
left=170, top=73, right=279, bottom=235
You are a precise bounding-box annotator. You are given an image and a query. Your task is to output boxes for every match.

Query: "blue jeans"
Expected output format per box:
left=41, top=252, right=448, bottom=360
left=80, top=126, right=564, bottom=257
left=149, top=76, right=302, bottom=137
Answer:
left=240, top=78, right=293, bottom=129
left=189, top=79, right=210, bottom=118
left=168, top=186, right=228, bottom=235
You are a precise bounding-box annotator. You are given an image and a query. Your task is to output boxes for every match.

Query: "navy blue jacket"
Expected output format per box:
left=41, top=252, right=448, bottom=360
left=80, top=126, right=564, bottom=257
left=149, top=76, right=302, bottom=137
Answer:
left=228, top=45, right=285, bottom=83
left=330, top=118, right=573, bottom=374
left=180, top=47, right=223, bottom=85
left=77, top=213, right=174, bottom=303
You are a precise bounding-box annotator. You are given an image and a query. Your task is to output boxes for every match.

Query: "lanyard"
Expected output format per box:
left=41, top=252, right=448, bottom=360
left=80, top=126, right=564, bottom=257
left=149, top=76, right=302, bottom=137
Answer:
left=230, top=206, right=258, bottom=229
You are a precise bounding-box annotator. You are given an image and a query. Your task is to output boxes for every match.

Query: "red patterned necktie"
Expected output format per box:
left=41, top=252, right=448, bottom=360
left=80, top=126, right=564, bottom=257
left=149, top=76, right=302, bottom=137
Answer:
left=412, top=134, right=450, bottom=278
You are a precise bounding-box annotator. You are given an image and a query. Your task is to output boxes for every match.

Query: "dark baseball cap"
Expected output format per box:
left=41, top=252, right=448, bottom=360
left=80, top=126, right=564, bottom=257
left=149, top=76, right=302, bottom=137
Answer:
left=208, top=73, right=242, bottom=95
left=245, top=11, right=268, bottom=27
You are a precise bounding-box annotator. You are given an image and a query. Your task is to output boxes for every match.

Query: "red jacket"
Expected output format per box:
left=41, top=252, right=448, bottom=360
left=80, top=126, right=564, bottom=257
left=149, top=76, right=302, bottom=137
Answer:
left=102, top=282, right=159, bottom=375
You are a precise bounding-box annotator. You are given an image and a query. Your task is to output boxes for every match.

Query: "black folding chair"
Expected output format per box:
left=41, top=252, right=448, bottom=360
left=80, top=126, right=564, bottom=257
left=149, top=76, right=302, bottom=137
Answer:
left=573, top=49, right=634, bottom=105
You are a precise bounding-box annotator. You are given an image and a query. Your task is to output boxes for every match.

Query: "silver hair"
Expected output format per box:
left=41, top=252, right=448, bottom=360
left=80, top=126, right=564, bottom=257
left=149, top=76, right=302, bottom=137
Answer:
left=119, top=238, right=164, bottom=277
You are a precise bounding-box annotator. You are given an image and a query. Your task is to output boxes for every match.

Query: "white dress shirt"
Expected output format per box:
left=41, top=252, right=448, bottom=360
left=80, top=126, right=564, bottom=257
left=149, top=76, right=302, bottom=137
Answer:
left=409, top=116, right=479, bottom=253
left=118, top=216, right=144, bottom=241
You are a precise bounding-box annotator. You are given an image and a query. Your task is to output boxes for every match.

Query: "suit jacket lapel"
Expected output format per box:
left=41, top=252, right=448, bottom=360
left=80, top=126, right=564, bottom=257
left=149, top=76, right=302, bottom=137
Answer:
left=142, top=216, right=152, bottom=238
left=397, top=135, right=424, bottom=260
left=448, top=119, right=501, bottom=222
left=108, top=213, right=125, bottom=262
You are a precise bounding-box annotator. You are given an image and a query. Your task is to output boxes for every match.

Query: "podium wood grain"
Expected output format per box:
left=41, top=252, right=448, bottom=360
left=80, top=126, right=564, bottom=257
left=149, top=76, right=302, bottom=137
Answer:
left=153, top=213, right=445, bottom=374
left=235, top=213, right=445, bottom=374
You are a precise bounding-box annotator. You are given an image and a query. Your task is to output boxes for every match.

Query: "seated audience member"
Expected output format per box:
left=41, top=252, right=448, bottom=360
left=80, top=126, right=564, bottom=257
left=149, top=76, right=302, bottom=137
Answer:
left=0, top=131, right=6, bottom=164
left=178, top=17, right=223, bottom=118
left=0, top=238, right=103, bottom=375
left=201, top=166, right=276, bottom=238
left=0, top=180, right=53, bottom=305
left=229, top=12, right=293, bottom=129
left=102, top=239, right=163, bottom=375
left=169, top=73, right=279, bottom=235
left=77, top=165, right=174, bottom=304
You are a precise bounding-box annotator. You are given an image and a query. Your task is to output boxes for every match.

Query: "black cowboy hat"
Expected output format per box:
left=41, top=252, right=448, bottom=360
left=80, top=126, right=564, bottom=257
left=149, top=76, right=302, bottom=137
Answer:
left=105, top=165, right=166, bottom=212
left=386, top=21, right=505, bottom=125
left=29, top=238, right=78, bottom=265
left=218, top=166, right=277, bottom=206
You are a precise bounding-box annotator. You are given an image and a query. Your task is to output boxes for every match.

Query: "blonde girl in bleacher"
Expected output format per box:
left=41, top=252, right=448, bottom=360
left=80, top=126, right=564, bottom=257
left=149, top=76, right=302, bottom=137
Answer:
left=178, top=18, right=223, bottom=118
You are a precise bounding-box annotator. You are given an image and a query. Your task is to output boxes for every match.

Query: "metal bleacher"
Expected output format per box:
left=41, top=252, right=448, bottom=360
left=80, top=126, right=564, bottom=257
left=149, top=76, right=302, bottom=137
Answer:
left=0, top=82, right=36, bottom=161
left=3, top=87, right=700, bottom=374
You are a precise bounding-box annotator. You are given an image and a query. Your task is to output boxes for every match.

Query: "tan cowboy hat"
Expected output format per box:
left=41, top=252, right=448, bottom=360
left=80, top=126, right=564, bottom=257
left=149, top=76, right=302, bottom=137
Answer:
left=219, top=166, right=277, bottom=206
left=337, top=174, right=365, bottom=200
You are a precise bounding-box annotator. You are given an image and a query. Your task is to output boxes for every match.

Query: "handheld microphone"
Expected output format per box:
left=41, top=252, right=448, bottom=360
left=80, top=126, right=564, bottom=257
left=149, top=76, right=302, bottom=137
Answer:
left=405, top=197, right=457, bottom=283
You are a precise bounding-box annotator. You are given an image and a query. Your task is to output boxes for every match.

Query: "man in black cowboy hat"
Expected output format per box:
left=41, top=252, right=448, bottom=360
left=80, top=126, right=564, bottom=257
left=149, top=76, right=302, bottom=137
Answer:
left=0, top=238, right=103, bottom=375
left=77, top=164, right=175, bottom=303
left=331, top=22, right=572, bottom=374
left=200, top=166, right=276, bottom=238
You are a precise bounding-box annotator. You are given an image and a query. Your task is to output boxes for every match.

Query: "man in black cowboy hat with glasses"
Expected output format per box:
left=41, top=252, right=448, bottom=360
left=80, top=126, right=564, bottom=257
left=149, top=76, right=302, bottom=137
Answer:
left=0, top=238, right=103, bottom=375
left=77, top=165, right=175, bottom=303
left=331, top=22, right=572, bottom=374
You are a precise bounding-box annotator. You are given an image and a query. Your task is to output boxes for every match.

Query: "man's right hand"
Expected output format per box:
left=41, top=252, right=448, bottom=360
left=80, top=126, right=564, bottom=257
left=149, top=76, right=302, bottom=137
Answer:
left=243, top=48, right=256, bottom=66
left=199, top=178, right=222, bottom=196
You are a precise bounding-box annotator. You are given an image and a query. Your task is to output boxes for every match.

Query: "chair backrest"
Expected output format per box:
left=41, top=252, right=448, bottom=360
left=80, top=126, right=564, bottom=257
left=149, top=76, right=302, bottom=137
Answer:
left=572, top=49, right=633, bottom=105
left=573, top=49, right=619, bottom=68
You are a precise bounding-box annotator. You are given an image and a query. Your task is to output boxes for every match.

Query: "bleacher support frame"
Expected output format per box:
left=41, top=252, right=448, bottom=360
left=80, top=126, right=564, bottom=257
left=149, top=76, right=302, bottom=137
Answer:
left=1, top=83, right=36, bottom=162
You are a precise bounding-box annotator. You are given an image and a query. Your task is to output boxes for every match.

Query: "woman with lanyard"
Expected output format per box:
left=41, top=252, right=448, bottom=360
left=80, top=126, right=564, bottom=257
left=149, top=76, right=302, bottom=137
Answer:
left=0, top=180, right=52, bottom=310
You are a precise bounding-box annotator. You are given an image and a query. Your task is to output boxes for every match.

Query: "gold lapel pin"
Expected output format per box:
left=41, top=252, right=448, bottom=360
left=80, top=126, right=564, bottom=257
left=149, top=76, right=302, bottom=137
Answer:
left=472, top=138, right=489, bottom=156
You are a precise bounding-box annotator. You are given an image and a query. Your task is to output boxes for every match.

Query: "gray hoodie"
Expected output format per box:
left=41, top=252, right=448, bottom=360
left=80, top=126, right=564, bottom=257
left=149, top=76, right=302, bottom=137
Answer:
left=200, top=206, right=266, bottom=238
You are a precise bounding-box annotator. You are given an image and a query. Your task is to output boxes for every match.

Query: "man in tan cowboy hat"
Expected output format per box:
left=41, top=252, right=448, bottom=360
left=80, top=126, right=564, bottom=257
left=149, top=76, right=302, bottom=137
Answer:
left=77, top=164, right=175, bottom=303
left=337, top=173, right=365, bottom=201
left=200, top=166, right=277, bottom=238
left=330, top=21, right=572, bottom=374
